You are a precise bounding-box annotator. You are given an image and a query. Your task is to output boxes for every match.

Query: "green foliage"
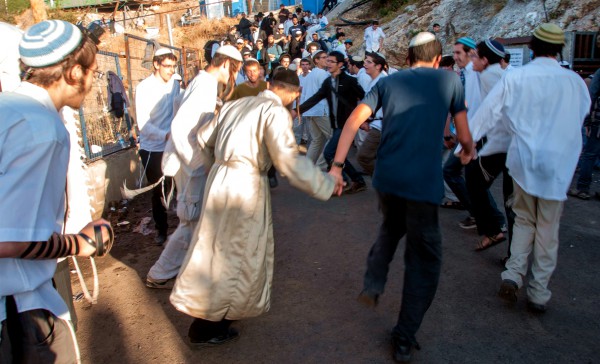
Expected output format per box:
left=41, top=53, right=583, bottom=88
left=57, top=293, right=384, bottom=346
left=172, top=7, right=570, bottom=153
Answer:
left=375, top=0, right=411, bottom=18
left=0, top=0, right=30, bottom=22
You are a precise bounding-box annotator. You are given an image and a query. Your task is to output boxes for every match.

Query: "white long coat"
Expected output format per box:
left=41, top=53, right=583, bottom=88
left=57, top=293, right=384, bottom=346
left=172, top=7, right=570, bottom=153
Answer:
left=170, top=91, right=334, bottom=320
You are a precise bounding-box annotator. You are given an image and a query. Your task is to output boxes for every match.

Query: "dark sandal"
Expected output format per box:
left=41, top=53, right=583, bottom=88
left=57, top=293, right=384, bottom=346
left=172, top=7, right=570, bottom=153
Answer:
left=78, top=223, right=114, bottom=257
left=475, top=233, right=506, bottom=251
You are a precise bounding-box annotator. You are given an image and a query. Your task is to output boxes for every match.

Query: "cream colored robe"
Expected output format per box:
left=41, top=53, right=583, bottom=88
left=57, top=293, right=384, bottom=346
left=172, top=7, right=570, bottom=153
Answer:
left=170, top=90, right=334, bottom=321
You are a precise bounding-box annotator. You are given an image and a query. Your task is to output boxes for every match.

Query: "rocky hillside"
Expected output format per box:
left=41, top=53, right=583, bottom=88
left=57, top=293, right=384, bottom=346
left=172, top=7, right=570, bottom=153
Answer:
left=333, top=0, right=599, bottom=66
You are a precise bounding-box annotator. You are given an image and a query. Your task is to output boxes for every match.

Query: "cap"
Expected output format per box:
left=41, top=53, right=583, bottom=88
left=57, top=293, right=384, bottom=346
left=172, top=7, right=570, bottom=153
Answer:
left=344, top=39, right=353, bottom=44
left=271, top=68, right=300, bottom=87
left=236, top=38, right=244, bottom=44
left=20, top=20, right=83, bottom=67
left=241, top=49, right=251, bottom=55
left=312, top=50, right=325, bottom=58
left=244, top=57, right=260, bottom=66
left=456, top=36, right=476, bottom=50
left=215, top=45, right=243, bottom=62
left=409, top=32, right=436, bottom=47
left=532, top=23, right=565, bottom=44
left=351, top=55, right=364, bottom=62
left=257, top=12, right=264, bottom=17
left=256, top=38, right=264, bottom=43
left=278, top=24, right=284, bottom=28
left=154, top=48, right=173, bottom=57
left=484, top=39, right=505, bottom=58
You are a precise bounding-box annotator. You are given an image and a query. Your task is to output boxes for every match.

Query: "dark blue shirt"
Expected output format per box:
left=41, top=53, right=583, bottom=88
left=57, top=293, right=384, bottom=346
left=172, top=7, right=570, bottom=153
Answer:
left=362, top=67, right=466, bottom=204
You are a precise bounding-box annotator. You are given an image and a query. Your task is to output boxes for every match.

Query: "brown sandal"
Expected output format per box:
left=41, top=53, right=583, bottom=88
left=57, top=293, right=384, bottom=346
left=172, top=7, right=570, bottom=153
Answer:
left=475, top=232, right=506, bottom=251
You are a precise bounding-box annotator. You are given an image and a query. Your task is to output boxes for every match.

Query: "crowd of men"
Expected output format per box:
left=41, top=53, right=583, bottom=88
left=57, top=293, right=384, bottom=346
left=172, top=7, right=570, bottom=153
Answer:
left=0, top=6, right=598, bottom=364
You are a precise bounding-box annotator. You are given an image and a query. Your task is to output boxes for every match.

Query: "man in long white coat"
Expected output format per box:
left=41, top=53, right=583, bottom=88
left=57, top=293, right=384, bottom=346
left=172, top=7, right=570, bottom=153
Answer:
left=170, top=69, right=335, bottom=346
left=145, top=46, right=243, bottom=289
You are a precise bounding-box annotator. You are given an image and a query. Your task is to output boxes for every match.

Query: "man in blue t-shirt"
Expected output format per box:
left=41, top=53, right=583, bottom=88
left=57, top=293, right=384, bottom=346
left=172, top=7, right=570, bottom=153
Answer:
left=329, top=32, right=474, bottom=363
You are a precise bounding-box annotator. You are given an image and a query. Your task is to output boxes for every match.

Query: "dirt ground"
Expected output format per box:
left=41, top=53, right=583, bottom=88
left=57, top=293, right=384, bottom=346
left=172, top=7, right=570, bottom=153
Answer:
left=71, top=157, right=600, bottom=364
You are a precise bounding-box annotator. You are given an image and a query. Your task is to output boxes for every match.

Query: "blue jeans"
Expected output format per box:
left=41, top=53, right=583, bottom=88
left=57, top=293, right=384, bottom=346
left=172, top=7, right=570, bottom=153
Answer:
left=577, top=126, right=600, bottom=192
left=323, top=128, right=364, bottom=183
left=363, top=192, right=442, bottom=343
left=443, top=153, right=473, bottom=214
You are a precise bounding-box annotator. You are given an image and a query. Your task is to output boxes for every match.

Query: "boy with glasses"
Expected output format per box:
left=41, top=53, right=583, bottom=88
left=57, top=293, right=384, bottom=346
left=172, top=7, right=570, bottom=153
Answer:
left=135, top=48, right=180, bottom=245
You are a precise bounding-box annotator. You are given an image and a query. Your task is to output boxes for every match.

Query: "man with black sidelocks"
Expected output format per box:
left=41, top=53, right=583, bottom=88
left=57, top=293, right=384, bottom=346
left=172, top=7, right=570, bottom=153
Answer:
left=328, top=33, right=474, bottom=363
left=299, top=51, right=366, bottom=194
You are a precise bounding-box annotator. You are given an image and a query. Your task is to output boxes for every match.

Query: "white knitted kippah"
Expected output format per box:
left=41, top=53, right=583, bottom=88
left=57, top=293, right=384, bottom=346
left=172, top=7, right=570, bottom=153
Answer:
left=215, top=45, right=243, bottom=62
left=409, top=32, right=436, bottom=48
left=20, top=20, right=83, bottom=67
left=154, top=48, right=173, bottom=57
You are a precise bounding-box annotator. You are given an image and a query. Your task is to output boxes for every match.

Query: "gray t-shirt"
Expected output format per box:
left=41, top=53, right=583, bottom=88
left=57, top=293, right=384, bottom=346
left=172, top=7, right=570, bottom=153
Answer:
left=362, top=67, right=466, bottom=204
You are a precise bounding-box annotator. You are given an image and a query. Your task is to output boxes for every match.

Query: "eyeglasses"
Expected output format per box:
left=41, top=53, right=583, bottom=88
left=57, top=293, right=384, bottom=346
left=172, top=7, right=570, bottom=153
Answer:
left=160, top=63, right=178, bottom=69
left=91, top=69, right=104, bottom=80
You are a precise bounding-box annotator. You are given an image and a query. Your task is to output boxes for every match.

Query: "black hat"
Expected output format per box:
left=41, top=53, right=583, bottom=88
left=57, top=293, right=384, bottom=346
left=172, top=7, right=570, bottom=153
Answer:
left=272, top=68, right=300, bottom=87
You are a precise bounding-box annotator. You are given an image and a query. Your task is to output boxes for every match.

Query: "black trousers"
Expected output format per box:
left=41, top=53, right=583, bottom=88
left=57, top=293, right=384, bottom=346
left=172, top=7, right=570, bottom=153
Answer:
left=363, top=191, right=442, bottom=344
left=465, top=153, right=515, bottom=254
left=139, top=149, right=171, bottom=236
left=0, top=296, right=76, bottom=364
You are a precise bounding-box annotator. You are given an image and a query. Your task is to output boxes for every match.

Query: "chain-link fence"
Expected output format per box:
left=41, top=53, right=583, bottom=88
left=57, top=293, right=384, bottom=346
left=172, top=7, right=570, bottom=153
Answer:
left=123, top=33, right=200, bottom=116
left=77, top=36, right=200, bottom=161
left=79, top=50, right=133, bottom=161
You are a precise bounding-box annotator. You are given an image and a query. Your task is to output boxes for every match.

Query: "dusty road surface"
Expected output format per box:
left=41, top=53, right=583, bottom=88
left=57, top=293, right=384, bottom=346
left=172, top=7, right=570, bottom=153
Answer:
left=72, top=171, right=600, bottom=363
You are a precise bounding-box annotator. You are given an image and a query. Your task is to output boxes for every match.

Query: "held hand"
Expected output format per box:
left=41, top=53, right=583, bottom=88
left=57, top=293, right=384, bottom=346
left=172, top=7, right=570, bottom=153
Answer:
left=78, top=219, right=113, bottom=257
left=359, top=122, right=370, bottom=131
left=459, top=147, right=476, bottom=165
left=328, top=168, right=345, bottom=196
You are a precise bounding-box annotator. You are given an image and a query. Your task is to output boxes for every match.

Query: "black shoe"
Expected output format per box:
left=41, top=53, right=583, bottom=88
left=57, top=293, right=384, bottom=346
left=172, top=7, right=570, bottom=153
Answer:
left=154, top=233, right=167, bottom=246
left=498, top=279, right=518, bottom=302
left=526, top=300, right=547, bottom=314
left=392, top=336, right=419, bottom=363
left=357, top=290, right=379, bottom=308
left=189, top=328, right=239, bottom=348
left=269, top=175, right=278, bottom=188
left=344, top=181, right=367, bottom=195
left=459, top=216, right=477, bottom=230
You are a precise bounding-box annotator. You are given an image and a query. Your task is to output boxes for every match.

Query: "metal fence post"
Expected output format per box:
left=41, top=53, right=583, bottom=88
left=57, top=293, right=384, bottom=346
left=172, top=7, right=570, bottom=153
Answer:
left=79, top=108, right=92, bottom=160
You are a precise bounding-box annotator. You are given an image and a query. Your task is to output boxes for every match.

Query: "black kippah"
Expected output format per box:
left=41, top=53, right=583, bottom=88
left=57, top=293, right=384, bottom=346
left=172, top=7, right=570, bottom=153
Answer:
left=271, top=68, right=300, bottom=87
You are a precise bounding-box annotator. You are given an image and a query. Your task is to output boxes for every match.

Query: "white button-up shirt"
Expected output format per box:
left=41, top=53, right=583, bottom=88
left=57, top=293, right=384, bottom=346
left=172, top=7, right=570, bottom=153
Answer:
left=300, top=67, right=329, bottom=117
left=364, top=26, right=385, bottom=52
left=363, top=71, right=387, bottom=131
left=471, top=63, right=511, bottom=156
left=0, top=82, right=71, bottom=323
left=465, top=57, right=591, bottom=200
left=463, top=62, right=482, bottom=120
left=135, top=74, right=180, bottom=152
left=163, top=71, right=218, bottom=176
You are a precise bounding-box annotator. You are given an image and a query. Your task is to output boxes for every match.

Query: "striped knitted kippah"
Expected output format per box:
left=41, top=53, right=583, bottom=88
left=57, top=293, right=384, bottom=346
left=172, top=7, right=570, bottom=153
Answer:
left=19, top=20, right=83, bottom=67
left=484, top=39, right=506, bottom=58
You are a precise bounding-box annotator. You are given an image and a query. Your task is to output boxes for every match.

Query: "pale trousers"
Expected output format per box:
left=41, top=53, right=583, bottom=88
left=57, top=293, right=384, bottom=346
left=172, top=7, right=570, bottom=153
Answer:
left=501, top=182, right=563, bottom=305
left=293, top=116, right=310, bottom=143
left=148, top=168, right=205, bottom=280
left=354, top=128, right=368, bottom=149
left=306, top=116, right=332, bottom=165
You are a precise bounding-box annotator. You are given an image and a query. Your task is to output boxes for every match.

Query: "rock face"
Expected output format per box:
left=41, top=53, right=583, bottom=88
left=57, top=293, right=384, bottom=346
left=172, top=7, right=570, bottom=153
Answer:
left=342, top=0, right=599, bottom=66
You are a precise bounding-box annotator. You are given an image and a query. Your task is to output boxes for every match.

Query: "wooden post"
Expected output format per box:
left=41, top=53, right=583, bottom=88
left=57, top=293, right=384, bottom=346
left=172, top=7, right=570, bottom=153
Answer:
left=30, top=0, right=48, bottom=23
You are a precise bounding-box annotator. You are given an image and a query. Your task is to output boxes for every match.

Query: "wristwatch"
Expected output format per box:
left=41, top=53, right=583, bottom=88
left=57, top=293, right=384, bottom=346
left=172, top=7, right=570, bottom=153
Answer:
left=332, top=161, right=345, bottom=168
